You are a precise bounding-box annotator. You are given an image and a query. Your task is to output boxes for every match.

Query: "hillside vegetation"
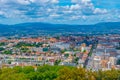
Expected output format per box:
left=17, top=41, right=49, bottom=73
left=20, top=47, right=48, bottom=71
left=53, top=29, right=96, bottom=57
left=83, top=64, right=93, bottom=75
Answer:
left=0, top=65, right=120, bottom=80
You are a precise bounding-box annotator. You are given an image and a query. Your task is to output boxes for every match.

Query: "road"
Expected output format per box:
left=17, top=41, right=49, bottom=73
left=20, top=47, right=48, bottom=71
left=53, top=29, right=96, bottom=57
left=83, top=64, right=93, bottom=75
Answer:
left=84, top=40, right=98, bottom=69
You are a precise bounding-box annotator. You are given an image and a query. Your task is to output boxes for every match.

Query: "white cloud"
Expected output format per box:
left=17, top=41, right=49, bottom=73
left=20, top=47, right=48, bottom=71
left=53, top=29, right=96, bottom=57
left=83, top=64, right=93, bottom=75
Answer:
left=0, top=0, right=8, bottom=4
left=16, top=0, right=31, bottom=5
left=0, top=11, right=5, bottom=15
left=71, top=16, right=81, bottom=20
left=51, top=0, right=59, bottom=4
left=71, top=0, right=78, bottom=3
left=29, top=0, right=36, bottom=2
left=71, top=0, right=91, bottom=4
left=81, top=0, right=91, bottom=3
left=0, top=0, right=31, bottom=5
left=118, top=15, right=120, bottom=18
left=49, top=13, right=60, bottom=18
left=82, top=15, right=87, bottom=19
left=94, top=8, right=107, bottom=14
left=70, top=4, right=81, bottom=10
left=38, top=0, right=49, bottom=3
left=71, top=0, right=107, bottom=15
left=0, top=10, right=9, bottom=18
left=0, top=0, right=115, bottom=24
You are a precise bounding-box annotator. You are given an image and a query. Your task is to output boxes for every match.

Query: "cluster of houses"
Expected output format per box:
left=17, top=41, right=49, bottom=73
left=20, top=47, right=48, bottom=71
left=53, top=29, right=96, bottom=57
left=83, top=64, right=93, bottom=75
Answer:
left=0, top=36, right=92, bottom=68
left=87, top=34, right=120, bottom=71
left=0, top=34, right=120, bottom=71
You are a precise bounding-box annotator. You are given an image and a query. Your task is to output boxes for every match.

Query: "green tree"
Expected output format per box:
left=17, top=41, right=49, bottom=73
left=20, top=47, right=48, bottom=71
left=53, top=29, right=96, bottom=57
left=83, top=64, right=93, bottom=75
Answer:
left=54, top=60, right=61, bottom=65
left=22, top=66, right=34, bottom=74
left=0, top=42, right=5, bottom=46
left=64, top=54, right=69, bottom=58
left=2, top=50, right=12, bottom=54
left=0, top=47, right=4, bottom=51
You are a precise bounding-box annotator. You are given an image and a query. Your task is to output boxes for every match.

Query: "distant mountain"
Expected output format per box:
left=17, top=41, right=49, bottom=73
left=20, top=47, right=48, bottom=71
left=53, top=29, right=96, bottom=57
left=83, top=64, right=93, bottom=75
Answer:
left=96, top=22, right=120, bottom=25
left=0, top=22, right=120, bottom=37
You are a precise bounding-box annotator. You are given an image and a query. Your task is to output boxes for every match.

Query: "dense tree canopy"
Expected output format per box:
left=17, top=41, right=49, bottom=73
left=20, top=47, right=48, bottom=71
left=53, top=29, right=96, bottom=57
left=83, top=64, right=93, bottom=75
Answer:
left=2, top=50, right=12, bottom=54
left=0, top=47, right=5, bottom=51
left=0, top=65, right=120, bottom=80
left=0, top=42, right=6, bottom=46
left=14, top=42, right=44, bottom=48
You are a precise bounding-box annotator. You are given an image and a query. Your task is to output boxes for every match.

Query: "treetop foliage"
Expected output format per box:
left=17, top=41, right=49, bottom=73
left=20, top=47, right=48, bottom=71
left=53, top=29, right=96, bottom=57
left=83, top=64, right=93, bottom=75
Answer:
left=0, top=65, right=120, bottom=80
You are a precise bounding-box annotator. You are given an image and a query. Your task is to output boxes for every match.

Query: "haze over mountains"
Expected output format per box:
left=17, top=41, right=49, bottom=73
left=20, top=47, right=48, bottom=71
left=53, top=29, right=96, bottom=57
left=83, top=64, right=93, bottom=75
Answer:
left=0, top=22, right=120, bottom=37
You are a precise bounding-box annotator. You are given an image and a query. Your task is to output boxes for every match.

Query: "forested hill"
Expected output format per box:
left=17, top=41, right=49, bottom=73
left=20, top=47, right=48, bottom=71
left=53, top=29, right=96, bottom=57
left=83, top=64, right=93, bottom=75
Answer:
left=0, top=22, right=120, bottom=37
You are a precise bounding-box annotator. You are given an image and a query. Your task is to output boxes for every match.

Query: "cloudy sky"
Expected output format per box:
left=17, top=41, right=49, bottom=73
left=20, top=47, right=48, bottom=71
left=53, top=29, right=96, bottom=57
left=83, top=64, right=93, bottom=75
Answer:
left=0, top=0, right=120, bottom=24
